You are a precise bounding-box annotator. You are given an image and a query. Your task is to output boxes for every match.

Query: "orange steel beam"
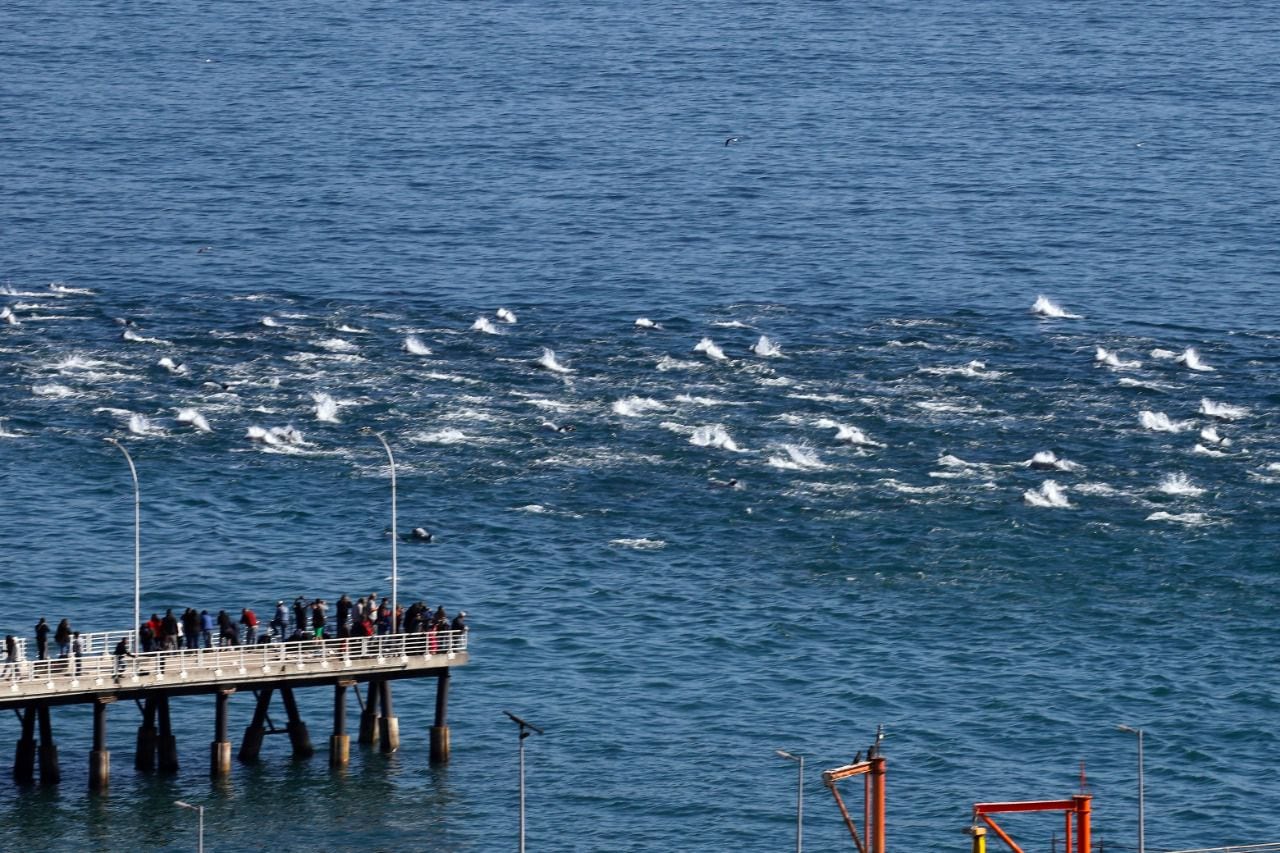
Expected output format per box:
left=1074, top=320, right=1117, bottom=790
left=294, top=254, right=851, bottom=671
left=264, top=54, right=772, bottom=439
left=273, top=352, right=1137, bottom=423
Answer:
left=1073, top=794, right=1091, bottom=853
left=979, top=815, right=1025, bottom=853
left=825, top=761, right=872, bottom=782
left=825, top=778, right=868, bottom=853
left=869, top=756, right=886, bottom=853
left=974, top=800, right=1077, bottom=814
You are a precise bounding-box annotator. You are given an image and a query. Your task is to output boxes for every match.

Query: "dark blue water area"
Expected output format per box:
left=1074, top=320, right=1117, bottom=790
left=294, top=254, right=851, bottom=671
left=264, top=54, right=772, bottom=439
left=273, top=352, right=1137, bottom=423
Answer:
left=3, top=0, right=1280, bottom=850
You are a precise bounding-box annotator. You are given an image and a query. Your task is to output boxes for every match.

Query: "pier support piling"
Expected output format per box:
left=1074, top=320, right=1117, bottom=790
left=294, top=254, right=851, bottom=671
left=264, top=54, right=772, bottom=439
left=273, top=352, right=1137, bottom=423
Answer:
left=281, top=687, right=314, bottom=759
left=14, top=704, right=37, bottom=784
left=358, top=679, right=381, bottom=745
left=135, top=696, right=157, bottom=771
left=239, top=688, right=274, bottom=763
left=430, top=668, right=450, bottom=764
left=378, top=680, right=399, bottom=754
left=329, top=680, right=352, bottom=767
left=156, top=694, right=179, bottom=772
left=210, top=688, right=234, bottom=778
left=89, top=698, right=112, bottom=791
left=37, top=704, right=60, bottom=786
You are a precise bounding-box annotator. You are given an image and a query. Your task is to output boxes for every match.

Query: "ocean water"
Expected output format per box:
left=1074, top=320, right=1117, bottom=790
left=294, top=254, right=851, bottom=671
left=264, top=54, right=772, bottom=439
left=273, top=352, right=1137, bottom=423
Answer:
left=3, top=1, right=1280, bottom=850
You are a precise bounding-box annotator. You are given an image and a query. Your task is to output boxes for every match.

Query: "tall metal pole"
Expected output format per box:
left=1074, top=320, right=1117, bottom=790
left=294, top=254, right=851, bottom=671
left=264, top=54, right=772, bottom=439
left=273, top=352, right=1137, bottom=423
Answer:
left=105, top=438, right=140, bottom=658
left=175, top=800, right=204, bottom=853
left=365, top=430, right=398, bottom=630
left=1117, top=725, right=1145, bottom=853
left=504, top=711, right=544, bottom=853
left=775, top=750, right=804, bottom=853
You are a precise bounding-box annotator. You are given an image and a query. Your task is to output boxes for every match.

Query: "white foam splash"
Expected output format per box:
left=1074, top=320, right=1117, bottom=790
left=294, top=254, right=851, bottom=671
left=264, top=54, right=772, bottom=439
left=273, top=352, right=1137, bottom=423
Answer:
left=176, top=408, right=212, bottom=432
left=1031, top=295, right=1081, bottom=319
left=317, top=338, right=357, bottom=353
left=536, top=348, right=573, bottom=374
left=496, top=308, right=518, bottom=324
left=634, top=317, right=660, bottom=329
left=1200, top=399, right=1248, bottom=420
left=1094, top=347, right=1141, bottom=369
left=1176, top=347, right=1214, bottom=372
left=1192, top=444, right=1229, bottom=458
left=337, top=325, right=368, bottom=334
left=768, top=444, right=826, bottom=470
left=0, top=305, right=19, bottom=326
left=122, top=329, right=172, bottom=346
left=815, top=418, right=884, bottom=448
left=32, top=383, right=77, bottom=398
left=609, top=538, right=666, bottom=550
left=1139, top=411, right=1185, bottom=433
left=404, top=335, right=433, bottom=356
left=312, top=392, right=340, bottom=423
left=919, top=360, right=1005, bottom=379
left=1026, top=450, right=1081, bottom=472
left=656, top=355, right=700, bottom=372
left=1150, top=348, right=1177, bottom=360
left=128, top=413, right=160, bottom=436
left=750, top=335, right=782, bottom=357
left=711, top=320, right=750, bottom=329
left=246, top=424, right=306, bottom=447
left=49, top=283, right=94, bottom=295
left=158, top=356, right=188, bottom=376
left=416, top=428, right=470, bottom=445
left=1024, top=480, right=1071, bottom=508
left=689, top=424, right=744, bottom=452
left=471, top=317, right=499, bottom=334
left=260, top=316, right=280, bottom=328
left=1157, top=473, right=1204, bottom=497
left=1146, top=511, right=1208, bottom=525
left=612, top=396, right=666, bottom=417
left=693, top=337, right=727, bottom=362
left=1199, top=425, right=1231, bottom=446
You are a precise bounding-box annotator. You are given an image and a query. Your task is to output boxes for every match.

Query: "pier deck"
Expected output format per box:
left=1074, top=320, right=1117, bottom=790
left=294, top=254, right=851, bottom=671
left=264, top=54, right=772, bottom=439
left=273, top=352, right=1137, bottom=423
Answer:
left=2, top=631, right=467, bottom=708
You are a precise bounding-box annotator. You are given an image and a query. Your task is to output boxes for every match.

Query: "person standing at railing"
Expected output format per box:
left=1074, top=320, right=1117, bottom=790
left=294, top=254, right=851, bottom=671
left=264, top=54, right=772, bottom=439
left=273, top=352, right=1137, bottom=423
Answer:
left=71, top=632, right=83, bottom=676
left=336, top=594, right=352, bottom=637
left=216, top=610, right=237, bottom=646
left=271, top=601, right=287, bottom=640
left=293, top=597, right=308, bottom=635
left=34, top=618, right=49, bottom=660
left=55, top=618, right=72, bottom=658
left=161, top=609, right=180, bottom=651
left=112, top=637, right=135, bottom=681
left=240, top=608, right=259, bottom=644
left=2, top=635, right=17, bottom=679
left=311, top=599, right=328, bottom=639
left=139, top=620, right=155, bottom=653
left=200, top=609, right=214, bottom=648
left=182, top=608, right=201, bottom=649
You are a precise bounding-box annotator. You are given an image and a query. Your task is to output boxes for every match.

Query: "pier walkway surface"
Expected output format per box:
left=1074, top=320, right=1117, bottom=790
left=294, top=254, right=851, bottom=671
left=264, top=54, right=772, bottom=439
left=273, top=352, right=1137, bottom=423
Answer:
left=1, top=630, right=468, bottom=708
left=4, top=630, right=468, bottom=789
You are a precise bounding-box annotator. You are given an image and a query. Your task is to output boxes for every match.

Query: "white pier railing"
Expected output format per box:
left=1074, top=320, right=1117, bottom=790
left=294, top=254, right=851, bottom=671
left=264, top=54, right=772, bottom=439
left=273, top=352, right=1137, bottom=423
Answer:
left=2, top=631, right=467, bottom=702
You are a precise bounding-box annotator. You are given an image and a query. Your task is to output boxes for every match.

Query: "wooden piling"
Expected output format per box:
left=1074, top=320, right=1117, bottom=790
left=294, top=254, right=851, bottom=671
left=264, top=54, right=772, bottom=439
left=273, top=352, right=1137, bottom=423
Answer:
left=13, top=704, right=37, bottom=784
left=37, top=704, right=59, bottom=786
left=280, top=687, right=313, bottom=759
left=378, top=680, right=399, bottom=754
left=239, top=688, right=274, bottom=763
left=430, top=668, right=450, bottom=764
left=329, top=680, right=352, bottom=767
left=89, top=697, right=112, bottom=791
left=210, top=688, right=233, bottom=777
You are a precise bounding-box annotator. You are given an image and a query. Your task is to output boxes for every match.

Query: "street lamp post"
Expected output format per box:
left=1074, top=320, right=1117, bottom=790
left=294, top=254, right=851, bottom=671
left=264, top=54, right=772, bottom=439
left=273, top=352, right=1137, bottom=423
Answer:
left=174, top=800, right=204, bottom=853
left=363, top=429, right=398, bottom=630
left=1117, top=725, right=1145, bottom=853
left=104, top=438, right=140, bottom=660
left=775, top=750, right=804, bottom=853
left=504, top=710, right=545, bottom=853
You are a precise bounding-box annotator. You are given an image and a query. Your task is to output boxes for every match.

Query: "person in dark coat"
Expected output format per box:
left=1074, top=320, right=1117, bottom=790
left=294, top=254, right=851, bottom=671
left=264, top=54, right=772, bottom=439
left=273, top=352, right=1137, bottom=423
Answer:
left=182, top=608, right=201, bottom=649
left=161, top=609, right=180, bottom=651
left=293, top=597, right=308, bottom=633
left=34, top=618, right=49, bottom=660
left=217, top=610, right=237, bottom=646
left=139, top=620, right=155, bottom=653
left=70, top=632, right=83, bottom=676
left=2, top=635, right=17, bottom=679
left=113, top=637, right=135, bottom=679
left=55, top=619, right=72, bottom=657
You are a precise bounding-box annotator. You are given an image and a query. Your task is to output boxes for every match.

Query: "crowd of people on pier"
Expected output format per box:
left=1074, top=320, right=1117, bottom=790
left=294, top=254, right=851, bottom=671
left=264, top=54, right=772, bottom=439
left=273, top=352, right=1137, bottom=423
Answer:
left=4, top=595, right=467, bottom=678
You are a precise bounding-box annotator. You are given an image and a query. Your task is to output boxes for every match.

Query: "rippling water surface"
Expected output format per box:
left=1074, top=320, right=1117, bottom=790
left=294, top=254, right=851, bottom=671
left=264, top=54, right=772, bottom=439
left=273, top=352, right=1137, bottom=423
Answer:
left=3, top=0, right=1280, bottom=850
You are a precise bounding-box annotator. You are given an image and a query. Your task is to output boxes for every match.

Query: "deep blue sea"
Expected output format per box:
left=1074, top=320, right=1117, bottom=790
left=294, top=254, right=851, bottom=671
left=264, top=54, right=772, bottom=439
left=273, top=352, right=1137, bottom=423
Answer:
left=3, top=1, right=1280, bottom=850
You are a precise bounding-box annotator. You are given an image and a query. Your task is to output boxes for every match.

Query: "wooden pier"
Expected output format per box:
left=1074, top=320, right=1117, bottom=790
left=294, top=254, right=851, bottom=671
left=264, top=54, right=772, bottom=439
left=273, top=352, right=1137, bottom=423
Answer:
left=2, top=632, right=468, bottom=790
